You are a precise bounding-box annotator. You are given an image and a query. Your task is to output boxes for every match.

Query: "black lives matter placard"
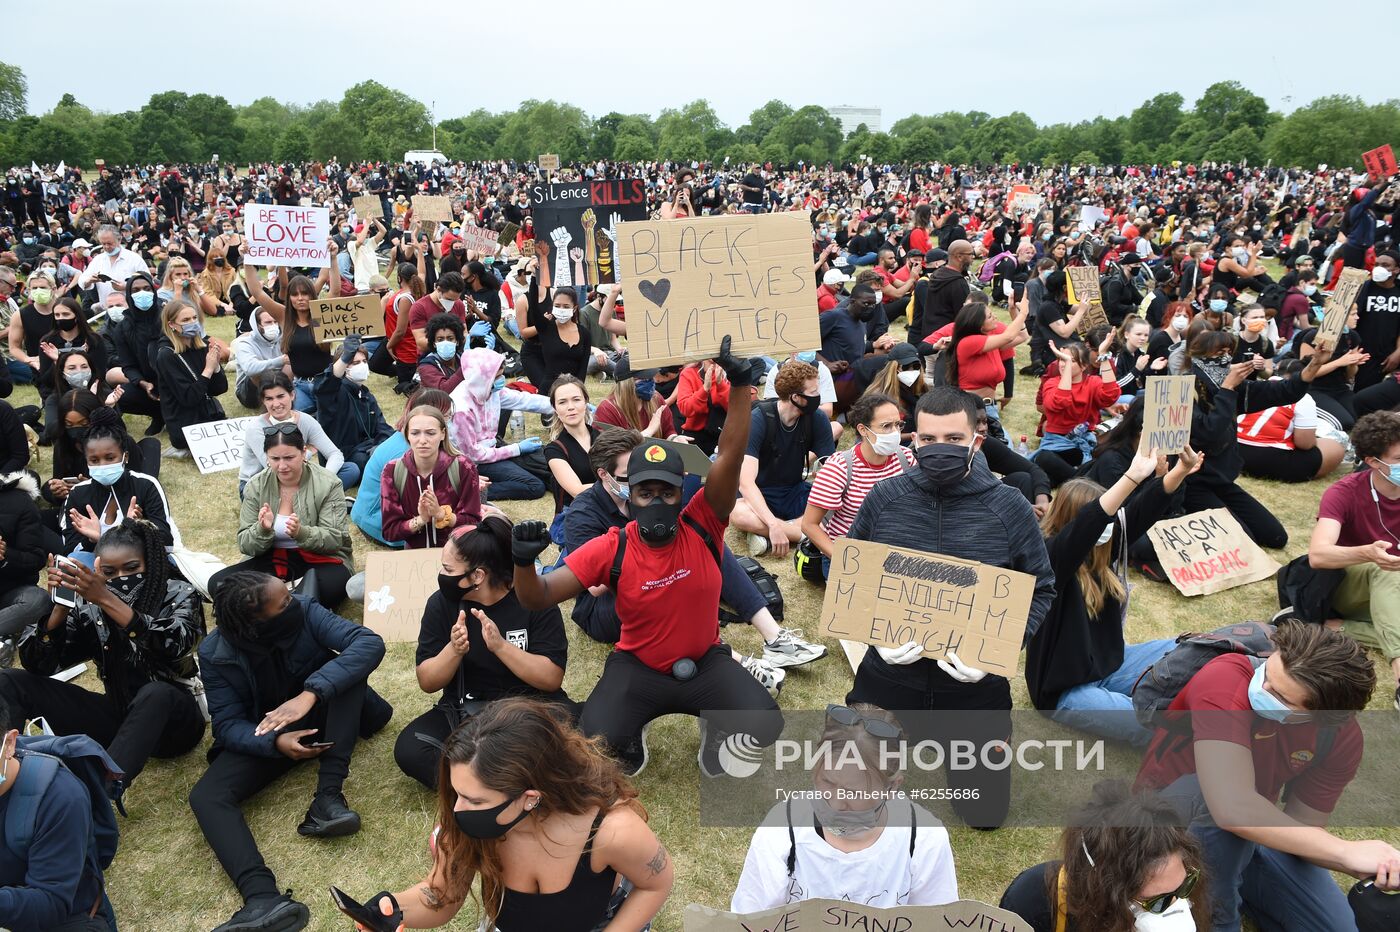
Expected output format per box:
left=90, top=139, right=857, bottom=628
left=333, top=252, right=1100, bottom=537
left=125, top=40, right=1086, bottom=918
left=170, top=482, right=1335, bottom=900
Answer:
left=528, top=181, right=648, bottom=288
left=615, top=212, right=819, bottom=368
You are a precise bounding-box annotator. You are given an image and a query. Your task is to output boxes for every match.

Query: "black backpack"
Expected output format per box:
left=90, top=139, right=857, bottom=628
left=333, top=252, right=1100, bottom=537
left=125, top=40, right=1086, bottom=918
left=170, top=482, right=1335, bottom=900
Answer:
left=1259, top=282, right=1288, bottom=310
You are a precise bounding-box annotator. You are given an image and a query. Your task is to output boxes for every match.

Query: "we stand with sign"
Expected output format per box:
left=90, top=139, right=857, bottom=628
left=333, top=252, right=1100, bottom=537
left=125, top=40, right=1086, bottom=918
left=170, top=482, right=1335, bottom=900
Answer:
left=684, top=898, right=1031, bottom=932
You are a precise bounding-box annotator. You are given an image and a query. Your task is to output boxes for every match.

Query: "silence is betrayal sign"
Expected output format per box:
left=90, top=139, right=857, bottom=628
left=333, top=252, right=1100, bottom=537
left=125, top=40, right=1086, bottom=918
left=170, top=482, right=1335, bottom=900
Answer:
left=1147, top=508, right=1281, bottom=597
left=615, top=212, right=819, bottom=368
left=683, top=899, right=1031, bottom=932
left=184, top=417, right=258, bottom=474
left=528, top=181, right=648, bottom=289
left=818, top=538, right=1034, bottom=677
left=242, top=205, right=330, bottom=268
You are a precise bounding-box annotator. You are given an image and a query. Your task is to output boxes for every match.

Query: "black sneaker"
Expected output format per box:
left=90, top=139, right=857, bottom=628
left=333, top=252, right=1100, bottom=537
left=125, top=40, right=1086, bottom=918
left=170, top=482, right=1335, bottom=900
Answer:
left=211, top=891, right=310, bottom=932
left=620, top=722, right=652, bottom=778
left=144, top=416, right=166, bottom=437
left=1394, top=686, right=1399, bottom=713
left=296, top=789, right=361, bottom=838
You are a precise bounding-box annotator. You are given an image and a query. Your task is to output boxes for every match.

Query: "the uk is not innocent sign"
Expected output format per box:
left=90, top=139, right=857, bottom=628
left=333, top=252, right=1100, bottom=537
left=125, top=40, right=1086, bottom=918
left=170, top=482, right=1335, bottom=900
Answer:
left=243, top=205, right=330, bottom=268
left=818, top=538, right=1034, bottom=677
left=615, top=212, right=818, bottom=368
left=1139, top=375, right=1193, bottom=455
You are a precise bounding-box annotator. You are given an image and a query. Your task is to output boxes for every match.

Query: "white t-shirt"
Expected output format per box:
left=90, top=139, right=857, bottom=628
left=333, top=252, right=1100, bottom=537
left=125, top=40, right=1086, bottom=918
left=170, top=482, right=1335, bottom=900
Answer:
left=79, top=248, right=148, bottom=303
left=763, top=360, right=836, bottom=405
left=730, top=801, right=957, bottom=912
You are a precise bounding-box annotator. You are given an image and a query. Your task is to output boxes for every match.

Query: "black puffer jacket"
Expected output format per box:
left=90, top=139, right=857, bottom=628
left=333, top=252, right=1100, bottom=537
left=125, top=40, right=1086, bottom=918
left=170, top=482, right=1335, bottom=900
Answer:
left=0, top=471, right=45, bottom=588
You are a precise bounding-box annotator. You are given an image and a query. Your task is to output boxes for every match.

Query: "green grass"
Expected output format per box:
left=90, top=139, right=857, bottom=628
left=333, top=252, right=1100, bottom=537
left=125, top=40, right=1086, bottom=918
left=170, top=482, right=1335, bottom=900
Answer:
left=17, top=275, right=1399, bottom=931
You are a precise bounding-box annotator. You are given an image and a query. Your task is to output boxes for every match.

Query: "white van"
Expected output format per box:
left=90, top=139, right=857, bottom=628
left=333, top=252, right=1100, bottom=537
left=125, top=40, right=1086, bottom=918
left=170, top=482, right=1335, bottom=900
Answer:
left=404, top=150, right=447, bottom=166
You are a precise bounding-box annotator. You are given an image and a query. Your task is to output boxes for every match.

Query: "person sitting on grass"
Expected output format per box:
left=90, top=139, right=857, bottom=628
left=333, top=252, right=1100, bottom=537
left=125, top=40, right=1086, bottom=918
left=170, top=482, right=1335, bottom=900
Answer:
left=593, top=355, right=680, bottom=439
left=447, top=347, right=553, bottom=501
left=1237, top=358, right=1348, bottom=483
left=544, top=374, right=597, bottom=539
left=351, top=388, right=455, bottom=548
left=999, top=780, right=1207, bottom=932
left=314, top=334, right=392, bottom=487
left=214, top=425, right=354, bottom=610
left=191, top=570, right=391, bottom=932
left=153, top=297, right=229, bottom=459
left=0, top=468, right=48, bottom=666
left=351, top=698, right=672, bottom=932
left=380, top=405, right=482, bottom=550
left=731, top=703, right=958, bottom=911
left=798, top=392, right=916, bottom=580
left=729, top=360, right=836, bottom=558
left=238, top=372, right=354, bottom=495
left=393, top=518, right=573, bottom=789
left=417, top=312, right=468, bottom=394
left=1136, top=621, right=1400, bottom=931
left=1, top=519, right=206, bottom=800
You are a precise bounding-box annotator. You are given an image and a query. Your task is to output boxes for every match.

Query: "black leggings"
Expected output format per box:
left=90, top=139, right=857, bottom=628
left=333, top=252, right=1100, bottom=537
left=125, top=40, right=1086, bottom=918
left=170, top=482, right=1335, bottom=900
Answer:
left=395, top=699, right=579, bottom=789
left=1239, top=444, right=1323, bottom=483
left=1355, top=377, right=1400, bottom=418
left=1035, top=447, right=1084, bottom=488
left=1182, top=477, right=1288, bottom=549
left=1309, top=388, right=1356, bottom=432
left=210, top=552, right=352, bottom=611
left=0, top=671, right=204, bottom=782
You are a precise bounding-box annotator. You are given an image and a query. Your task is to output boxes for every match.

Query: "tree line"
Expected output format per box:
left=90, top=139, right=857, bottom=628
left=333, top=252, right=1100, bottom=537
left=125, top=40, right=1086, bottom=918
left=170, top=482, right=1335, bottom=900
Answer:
left=0, top=62, right=1395, bottom=172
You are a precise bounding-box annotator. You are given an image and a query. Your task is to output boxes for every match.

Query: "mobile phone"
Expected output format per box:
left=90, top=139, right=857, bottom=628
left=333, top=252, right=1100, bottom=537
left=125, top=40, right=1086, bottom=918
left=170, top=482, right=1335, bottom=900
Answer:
left=301, top=739, right=335, bottom=749
left=328, top=886, right=402, bottom=932
left=51, top=556, right=79, bottom=607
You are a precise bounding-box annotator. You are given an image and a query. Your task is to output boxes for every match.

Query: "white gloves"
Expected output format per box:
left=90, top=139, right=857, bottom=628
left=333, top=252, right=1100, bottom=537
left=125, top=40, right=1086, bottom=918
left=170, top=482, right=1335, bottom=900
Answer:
left=875, top=641, right=924, bottom=665
left=936, top=651, right=987, bottom=684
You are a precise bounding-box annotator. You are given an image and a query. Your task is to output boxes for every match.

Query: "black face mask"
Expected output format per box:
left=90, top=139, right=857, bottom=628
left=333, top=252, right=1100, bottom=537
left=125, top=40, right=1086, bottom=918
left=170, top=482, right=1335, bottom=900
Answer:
left=437, top=571, right=478, bottom=603
left=106, top=572, right=146, bottom=604
left=65, top=426, right=88, bottom=446
left=916, top=442, right=975, bottom=487
left=794, top=392, right=821, bottom=416
left=55, top=318, right=78, bottom=332
left=633, top=496, right=681, bottom=544
left=453, top=796, right=530, bottom=840
left=254, top=597, right=305, bottom=646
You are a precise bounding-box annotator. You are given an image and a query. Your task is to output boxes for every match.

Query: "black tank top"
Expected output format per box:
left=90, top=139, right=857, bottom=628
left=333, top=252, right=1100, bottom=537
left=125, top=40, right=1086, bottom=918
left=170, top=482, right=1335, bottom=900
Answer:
left=492, top=807, right=618, bottom=932
left=287, top=320, right=332, bottom=378
left=18, top=303, right=53, bottom=356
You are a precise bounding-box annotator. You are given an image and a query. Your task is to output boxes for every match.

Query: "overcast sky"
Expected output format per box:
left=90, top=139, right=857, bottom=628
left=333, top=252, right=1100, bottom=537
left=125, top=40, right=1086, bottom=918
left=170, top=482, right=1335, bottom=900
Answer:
left=5, top=0, right=1381, bottom=130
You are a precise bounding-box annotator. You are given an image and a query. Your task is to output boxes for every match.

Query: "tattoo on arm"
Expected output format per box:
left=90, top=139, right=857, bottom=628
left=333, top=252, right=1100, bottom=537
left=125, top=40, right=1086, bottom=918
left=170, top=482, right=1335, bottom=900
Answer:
left=419, top=884, right=442, bottom=909
left=645, top=843, right=669, bottom=877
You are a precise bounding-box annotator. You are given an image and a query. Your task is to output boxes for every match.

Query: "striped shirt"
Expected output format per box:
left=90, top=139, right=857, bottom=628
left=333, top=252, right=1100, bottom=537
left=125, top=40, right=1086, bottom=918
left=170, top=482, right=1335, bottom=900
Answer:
left=807, top=444, right=915, bottom=539
left=1237, top=394, right=1316, bottom=450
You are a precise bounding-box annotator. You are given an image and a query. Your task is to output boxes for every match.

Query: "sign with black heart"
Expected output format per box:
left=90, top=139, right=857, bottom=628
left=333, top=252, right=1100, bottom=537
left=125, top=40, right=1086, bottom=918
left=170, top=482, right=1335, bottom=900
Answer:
left=614, top=212, right=819, bottom=368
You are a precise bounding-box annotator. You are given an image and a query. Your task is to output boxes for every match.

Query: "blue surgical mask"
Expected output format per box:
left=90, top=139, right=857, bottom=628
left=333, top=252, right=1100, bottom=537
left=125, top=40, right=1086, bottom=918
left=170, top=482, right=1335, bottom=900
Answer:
left=492, top=376, right=506, bottom=393
left=180, top=321, right=204, bottom=339
left=795, top=351, right=817, bottom=364
left=1248, top=663, right=1308, bottom=723
left=435, top=340, right=458, bottom=360
left=1209, top=299, right=1228, bottom=313
left=1376, top=458, right=1400, bottom=486
left=341, top=225, right=352, bottom=236
left=131, top=291, right=154, bottom=310
left=1042, top=231, right=1052, bottom=241
left=633, top=378, right=655, bottom=401
left=609, top=476, right=630, bottom=500
left=89, top=462, right=126, bottom=486
left=22, top=236, right=35, bottom=245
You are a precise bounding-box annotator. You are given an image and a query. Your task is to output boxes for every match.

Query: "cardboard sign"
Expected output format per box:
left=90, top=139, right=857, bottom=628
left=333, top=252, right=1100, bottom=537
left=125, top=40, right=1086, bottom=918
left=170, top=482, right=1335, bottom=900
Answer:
left=1139, top=375, right=1194, bottom=455
left=1078, top=204, right=1108, bottom=231
left=352, top=194, right=382, bottom=223
left=309, top=293, right=384, bottom=343
left=1147, top=508, right=1282, bottom=597
left=1011, top=192, right=1043, bottom=215
left=183, top=416, right=259, bottom=474
left=529, top=181, right=648, bottom=287
left=243, top=204, right=330, bottom=268
left=538, top=153, right=560, bottom=172
left=818, top=538, right=1034, bottom=677
left=412, top=195, right=452, bottom=223
left=1362, top=144, right=1397, bottom=182
left=1316, top=267, right=1368, bottom=351
left=683, top=899, right=1032, bottom=932
left=497, top=222, right=520, bottom=248
left=1065, top=265, right=1111, bottom=334
left=614, top=212, right=819, bottom=369
left=202, top=182, right=216, bottom=204
left=362, top=549, right=441, bottom=641
left=456, top=223, right=501, bottom=258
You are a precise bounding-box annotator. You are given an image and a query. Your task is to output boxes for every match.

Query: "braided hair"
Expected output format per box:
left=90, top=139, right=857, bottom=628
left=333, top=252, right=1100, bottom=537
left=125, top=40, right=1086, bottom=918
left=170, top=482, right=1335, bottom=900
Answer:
left=212, top=571, right=279, bottom=643
left=83, top=404, right=138, bottom=466
left=94, top=518, right=168, bottom=617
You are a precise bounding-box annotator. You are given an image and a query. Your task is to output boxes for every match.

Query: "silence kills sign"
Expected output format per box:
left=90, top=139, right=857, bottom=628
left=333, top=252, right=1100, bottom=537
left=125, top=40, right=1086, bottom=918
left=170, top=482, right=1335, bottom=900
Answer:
left=527, top=181, right=648, bottom=288
left=614, top=212, right=819, bottom=368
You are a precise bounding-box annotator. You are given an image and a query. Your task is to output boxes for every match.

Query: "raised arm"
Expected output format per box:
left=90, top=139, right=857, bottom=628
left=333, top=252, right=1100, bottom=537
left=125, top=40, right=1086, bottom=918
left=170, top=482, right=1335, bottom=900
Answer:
left=704, top=336, right=755, bottom=521
left=599, top=283, right=627, bottom=336
left=242, top=263, right=287, bottom=321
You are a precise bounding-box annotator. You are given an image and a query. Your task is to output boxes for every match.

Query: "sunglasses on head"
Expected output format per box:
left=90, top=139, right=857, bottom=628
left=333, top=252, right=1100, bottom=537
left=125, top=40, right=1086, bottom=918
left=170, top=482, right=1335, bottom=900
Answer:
left=825, top=704, right=901, bottom=740
left=262, top=423, right=300, bottom=438
left=1135, top=867, right=1200, bottom=914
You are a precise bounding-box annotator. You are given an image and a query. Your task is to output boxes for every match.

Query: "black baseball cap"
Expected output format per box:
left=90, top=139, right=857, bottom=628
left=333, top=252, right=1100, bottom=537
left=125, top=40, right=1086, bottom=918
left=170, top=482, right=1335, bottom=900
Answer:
left=1349, top=880, right=1400, bottom=931
left=627, top=442, right=684, bottom=488
left=614, top=354, right=659, bottom=383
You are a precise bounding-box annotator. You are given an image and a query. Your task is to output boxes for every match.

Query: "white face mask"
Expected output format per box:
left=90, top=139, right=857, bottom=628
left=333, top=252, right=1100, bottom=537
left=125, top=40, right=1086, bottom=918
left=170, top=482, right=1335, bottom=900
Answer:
left=261, top=324, right=281, bottom=343
left=1131, top=897, right=1194, bottom=931
left=1171, top=315, right=1189, bottom=331
left=438, top=293, right=456, bottom=310
left=1232, top=248, right=1248, bottom=263
left=897, top=369, right=921, bottom=387
left=1373, top=266, right=1394, bottom=283
left=1301, top=284, right=1317, bottom=296
left=552, top=306, right=574, bottom=322
left=866, top=428, right=903, bottom=456
left=345, top=362, right=370, bottom=384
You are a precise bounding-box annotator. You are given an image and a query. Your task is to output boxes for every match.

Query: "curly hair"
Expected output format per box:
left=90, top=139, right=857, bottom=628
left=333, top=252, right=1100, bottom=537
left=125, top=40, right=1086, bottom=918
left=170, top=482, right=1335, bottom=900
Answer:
left=82, top=405, right=137, bottom=465
left=1352, top=411, right=1400, bottom=463
left=773, top=360, right=817, bottom=400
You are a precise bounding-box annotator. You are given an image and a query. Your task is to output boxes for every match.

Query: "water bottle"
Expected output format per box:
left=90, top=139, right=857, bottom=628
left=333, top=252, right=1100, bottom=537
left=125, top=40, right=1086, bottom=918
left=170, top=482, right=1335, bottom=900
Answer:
left=1017, top=435, right=1030, bottom=457
left=510, top=411, right=524, bottom=438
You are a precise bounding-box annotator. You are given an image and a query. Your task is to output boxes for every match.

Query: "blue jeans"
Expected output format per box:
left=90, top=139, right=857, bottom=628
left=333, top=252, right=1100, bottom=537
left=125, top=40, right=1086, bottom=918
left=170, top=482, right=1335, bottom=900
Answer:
left=506, top=317, right=522, bottom=339
left=478, top=457, right=545, bottom=500
left=6, top=359, right=35, bottom=385
left=292, top=376, right=321, bottom=415
left=1052, top=638, right=1175, bottom=747
left=847, top=252, right=878, bottom=265
left=336, top=461, right=361, bottom=490
left=1157, top=774, right=1357, bottom=932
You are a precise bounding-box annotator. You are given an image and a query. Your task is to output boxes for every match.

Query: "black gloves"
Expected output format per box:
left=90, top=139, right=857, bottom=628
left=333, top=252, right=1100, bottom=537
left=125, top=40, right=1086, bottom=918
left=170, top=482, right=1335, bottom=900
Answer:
left=716, top=334, right=755, bottom=388
left=340, top=332, right=362, bottom=363
left=511, top=519, right=551, bottom=566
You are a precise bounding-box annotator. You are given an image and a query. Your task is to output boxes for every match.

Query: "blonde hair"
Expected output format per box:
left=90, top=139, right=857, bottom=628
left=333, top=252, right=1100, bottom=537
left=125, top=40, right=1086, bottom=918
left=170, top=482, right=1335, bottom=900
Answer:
left=401, top=405, right=462, bottom=458
left=198, top=244, right=236, bottom=299
left=1039, top=478, right=1125, bottom=616
left=160, top=298, right=206, bottom=350
left=161, top=256, right=194, bottom=290
left=862, top=358, right=925, bottom=410
left=605, top=378, right=659, bottom=432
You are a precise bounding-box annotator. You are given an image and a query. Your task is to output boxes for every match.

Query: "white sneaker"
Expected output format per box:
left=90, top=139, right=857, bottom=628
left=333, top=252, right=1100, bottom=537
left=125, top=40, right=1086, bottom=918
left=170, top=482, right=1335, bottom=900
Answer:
left=747, top=533, right=770, bottom=557
left=762, top=628, right=827, bottom=668
left=739, top=654, right=785, bottom=694
left=623, top=721, right=653, bottom=778
left=162, top=446, right=190, bottom=460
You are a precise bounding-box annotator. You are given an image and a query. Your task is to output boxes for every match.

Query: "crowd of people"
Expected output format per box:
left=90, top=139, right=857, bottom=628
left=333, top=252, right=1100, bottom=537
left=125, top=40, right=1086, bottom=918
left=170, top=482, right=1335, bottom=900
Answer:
left=0, top=150, right=1398, bottom=932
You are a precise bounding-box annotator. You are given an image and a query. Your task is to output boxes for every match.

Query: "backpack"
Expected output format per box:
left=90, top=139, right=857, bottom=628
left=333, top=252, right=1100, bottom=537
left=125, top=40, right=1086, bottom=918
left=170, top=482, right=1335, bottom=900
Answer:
left=7, top=735, right=122, bottom=915
left=719, top=555, right=784, bottom=627
left=1259, top=282, right=1289, bottom=311
left=757, top=399, right=815, bottom=472
left=392, top=457, right=464, bottom=503
left=977, top=251, right=1013, bottom=284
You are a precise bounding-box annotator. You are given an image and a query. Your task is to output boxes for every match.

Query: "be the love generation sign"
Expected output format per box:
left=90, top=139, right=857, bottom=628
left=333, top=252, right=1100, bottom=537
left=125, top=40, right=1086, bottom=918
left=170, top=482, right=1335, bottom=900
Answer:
left=243, top=205, right=331, bottom=268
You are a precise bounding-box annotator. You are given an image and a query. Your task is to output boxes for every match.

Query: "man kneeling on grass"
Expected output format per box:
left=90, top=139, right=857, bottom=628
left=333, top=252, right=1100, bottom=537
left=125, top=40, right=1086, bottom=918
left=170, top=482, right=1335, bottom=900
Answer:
left=190, top=572, right=392, bottom=932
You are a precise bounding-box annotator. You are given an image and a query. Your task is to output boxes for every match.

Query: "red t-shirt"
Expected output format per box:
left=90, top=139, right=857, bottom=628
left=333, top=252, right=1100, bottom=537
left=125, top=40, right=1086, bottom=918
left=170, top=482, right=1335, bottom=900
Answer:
left=1135, top=655, right=1362, bottom=813
left=1318, top=470, right=1400, bottom=558
left=564, top=491, right=725, bottom=672
left=817, top=284, right=840, bottom=312
left=408, top=293, right=465, bottom=339
left=954, top=333, right=1010, bottom=391
left=909, top=228, right=932, bottom=254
